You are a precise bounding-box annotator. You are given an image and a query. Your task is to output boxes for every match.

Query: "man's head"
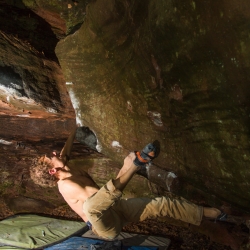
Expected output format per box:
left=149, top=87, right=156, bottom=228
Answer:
left=30, top=155, right=58, bottom=187
left=30, top=151, right=70, bottom=187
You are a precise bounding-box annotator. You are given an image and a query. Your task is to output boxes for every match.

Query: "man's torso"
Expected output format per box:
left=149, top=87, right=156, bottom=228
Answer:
left=57, top=168, right=99, bottom=222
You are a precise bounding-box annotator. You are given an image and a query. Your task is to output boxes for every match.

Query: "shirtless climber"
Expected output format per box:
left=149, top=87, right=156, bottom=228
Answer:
left=31, top=127, right=227, bottom=239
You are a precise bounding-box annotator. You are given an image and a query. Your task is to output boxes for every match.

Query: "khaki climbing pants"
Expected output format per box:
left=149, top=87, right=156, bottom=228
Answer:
left=83, top=179, right=203, bottom=239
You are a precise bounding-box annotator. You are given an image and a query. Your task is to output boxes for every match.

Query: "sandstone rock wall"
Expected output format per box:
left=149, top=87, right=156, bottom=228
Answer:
left=56, top=0, right=250, bottom=210
left=0, top=0, right=249, bottom=211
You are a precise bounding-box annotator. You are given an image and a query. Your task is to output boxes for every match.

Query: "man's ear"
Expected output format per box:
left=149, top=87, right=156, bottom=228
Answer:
left=49, top=168, right=58, bottom=175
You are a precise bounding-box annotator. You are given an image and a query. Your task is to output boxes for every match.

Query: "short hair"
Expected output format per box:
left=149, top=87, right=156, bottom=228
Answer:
left=30, top=156, right=57, bottom=188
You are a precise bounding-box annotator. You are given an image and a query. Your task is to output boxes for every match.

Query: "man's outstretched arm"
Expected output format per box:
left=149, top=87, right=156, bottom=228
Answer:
left=60, top=127, right=77, bottom=161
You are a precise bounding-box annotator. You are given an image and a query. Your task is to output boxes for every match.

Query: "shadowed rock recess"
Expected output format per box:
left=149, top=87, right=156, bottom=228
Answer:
left=0, top=0, right=250, bottom=249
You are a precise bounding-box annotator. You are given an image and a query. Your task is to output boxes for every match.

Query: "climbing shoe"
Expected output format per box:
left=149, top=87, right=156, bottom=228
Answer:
left=215, top=212, right=228, bottom=223
left=133, top=143, right=157, bottom=167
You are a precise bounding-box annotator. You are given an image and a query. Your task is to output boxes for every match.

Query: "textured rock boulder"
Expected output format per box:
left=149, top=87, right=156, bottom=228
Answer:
left=0, top=1, right=249, bottom=247
left=56, top=0, right=250, bottom=210
left=0, top=1, right=75, bottom=139
left=0, top=0, right=249, bottom=214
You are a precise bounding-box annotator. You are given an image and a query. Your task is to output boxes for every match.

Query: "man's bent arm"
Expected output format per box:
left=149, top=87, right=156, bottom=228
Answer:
left=60, top=127, right=77, bottom=160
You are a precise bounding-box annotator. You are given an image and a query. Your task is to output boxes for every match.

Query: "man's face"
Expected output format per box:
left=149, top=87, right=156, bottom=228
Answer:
left=44, top=152, right=66, bottom=176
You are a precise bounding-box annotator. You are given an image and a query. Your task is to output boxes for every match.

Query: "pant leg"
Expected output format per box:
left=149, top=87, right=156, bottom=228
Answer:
left=115, top=196, right=203, bottom=226
left=83, top=180, right=123, bottom=239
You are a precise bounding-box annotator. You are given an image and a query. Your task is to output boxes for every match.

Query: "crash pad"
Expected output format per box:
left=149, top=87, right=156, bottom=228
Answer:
left=0, top=214, right=87, bottom=249
left=44, top=236, right=106, bottom=250
left=45, top=236, right=159, bottom=250
left=83, top=230, right=170, bottom=250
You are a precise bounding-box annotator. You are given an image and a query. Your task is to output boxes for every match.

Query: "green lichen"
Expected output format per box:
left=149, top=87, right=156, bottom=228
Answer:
left=0, top=181, right=13, bottom=195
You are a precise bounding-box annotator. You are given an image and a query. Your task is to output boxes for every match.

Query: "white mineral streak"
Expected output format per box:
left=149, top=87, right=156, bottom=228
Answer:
left=68, top=88, right=82, bottom=126
left=111, top=141, right=123, bottom=152
left=0, top=139, right=13, bottom=145
left=166, top=172, right=177, bottom=191
left=0, top=84, right=20, bottom=96
left=0, top=84, right=36, bottom=104
left=147, top=111, right=163, bottom=126
left=111, top=141, right=122, bottom=148
left=46, top=108, right=57, bottom=113
left=16, top=114, right=30, bottom=117
left=10, top=82, right=22, bottom=89
left=168, top=172, right=177, bottom=179
left=67, top=86, right=102, bottom=152
left=92, top=130, right=102, bottom=152
left=96, top=139, right=102, bottom=152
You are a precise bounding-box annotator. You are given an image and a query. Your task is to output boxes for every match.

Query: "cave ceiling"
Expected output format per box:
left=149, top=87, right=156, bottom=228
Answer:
left=0, top=0, right=250, bottom=213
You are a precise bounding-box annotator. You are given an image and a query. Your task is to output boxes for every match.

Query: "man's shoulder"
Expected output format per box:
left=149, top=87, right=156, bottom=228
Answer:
left=58, top=179, right=81, bottom=201
left=58, top=178, right=78, bottom=192
left=59, top=176, right=90, bottom=189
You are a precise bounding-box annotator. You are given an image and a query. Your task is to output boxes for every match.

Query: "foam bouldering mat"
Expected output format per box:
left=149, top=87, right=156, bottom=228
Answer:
left=123, top=247, right=158, bottom=250
left=44, top=236, right=162, bottom=250
left=44, top=236, right=106, bottom=250
left=82, top=230, right=171, bottom=250
left=0, top=214, right=87, bottom=249
left=0, top=247, right=23, bottom=250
